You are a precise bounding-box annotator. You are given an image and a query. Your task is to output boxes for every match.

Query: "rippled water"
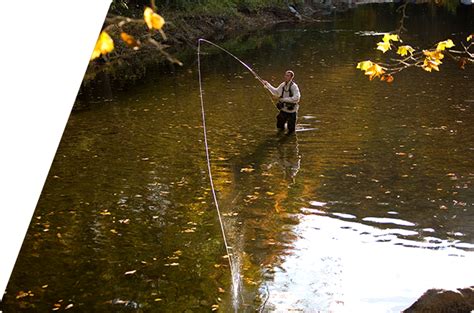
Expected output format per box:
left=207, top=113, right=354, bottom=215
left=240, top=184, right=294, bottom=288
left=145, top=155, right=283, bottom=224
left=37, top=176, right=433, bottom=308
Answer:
left=3, top=4, right=474, bottom=312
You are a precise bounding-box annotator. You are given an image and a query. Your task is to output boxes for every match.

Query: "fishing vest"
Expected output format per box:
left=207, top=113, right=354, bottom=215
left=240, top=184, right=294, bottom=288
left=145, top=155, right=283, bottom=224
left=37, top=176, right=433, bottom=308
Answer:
left=278, top=81, right=298, bottom=112
left=280, top=81, right=294, bottom=99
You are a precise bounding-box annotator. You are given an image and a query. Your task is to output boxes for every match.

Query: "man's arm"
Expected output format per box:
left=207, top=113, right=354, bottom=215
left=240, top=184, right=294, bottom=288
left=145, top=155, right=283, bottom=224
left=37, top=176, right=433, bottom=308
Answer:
left=263, top=81, right=283, bottom=98
left=280, top=83, right=300, bottom=103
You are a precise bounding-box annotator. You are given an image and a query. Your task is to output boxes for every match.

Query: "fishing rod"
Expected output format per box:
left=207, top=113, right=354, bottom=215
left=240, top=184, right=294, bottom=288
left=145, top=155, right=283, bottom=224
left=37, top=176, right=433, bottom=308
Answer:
left=198, top=38, right=277, bottom=108
left=198, top=38, right=266, bottom=84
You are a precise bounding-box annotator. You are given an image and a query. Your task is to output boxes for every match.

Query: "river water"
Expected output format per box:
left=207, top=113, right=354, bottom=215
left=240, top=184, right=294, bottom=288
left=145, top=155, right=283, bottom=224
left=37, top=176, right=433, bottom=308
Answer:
left=3, top=4, right=474, bottom=313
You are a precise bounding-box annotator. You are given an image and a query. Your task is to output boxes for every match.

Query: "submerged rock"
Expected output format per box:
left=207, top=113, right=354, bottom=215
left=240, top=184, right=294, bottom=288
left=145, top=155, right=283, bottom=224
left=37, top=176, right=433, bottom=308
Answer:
left=403, top=286, right=474, bottom=313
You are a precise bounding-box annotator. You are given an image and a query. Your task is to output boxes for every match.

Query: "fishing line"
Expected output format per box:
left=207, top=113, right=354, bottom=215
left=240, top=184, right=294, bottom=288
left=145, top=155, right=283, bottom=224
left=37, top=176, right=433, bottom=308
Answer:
left=197, top=38, right=239, bottom=310
left=197, top=38, right=274, bottom=310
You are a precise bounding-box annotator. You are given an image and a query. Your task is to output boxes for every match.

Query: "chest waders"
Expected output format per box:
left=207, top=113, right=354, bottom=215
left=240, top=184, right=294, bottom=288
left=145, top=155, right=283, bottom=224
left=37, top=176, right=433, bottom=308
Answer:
left=276, top=81, right=297, bottom=134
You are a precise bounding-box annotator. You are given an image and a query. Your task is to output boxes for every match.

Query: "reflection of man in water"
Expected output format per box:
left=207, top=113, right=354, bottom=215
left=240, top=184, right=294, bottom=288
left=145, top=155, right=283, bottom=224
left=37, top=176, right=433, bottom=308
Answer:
left=276, top=135, right=301, bottom=184
left=263, top=70, right=301, bottom=134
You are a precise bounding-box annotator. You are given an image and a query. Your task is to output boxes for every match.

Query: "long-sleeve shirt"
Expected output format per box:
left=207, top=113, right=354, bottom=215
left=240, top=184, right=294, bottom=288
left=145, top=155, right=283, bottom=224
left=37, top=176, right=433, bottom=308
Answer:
left=264, top=81, right=301, bottom=113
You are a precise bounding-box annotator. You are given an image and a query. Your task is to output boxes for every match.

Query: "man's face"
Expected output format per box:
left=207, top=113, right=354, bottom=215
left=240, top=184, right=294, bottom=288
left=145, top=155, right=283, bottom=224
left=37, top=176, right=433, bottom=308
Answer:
left=284, top=72, right=293, bottom=82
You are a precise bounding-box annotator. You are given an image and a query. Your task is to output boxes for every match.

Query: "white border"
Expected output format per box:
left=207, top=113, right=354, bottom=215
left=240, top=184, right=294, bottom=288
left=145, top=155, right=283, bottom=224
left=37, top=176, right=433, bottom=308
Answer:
left=0, top=0, right=111, bottom=299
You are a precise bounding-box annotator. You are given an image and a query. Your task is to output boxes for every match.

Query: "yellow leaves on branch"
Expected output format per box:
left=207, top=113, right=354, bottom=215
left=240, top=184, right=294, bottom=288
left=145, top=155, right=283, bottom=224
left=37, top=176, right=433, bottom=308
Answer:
left=376, top=33, right=399, bottom=53
left=91, top=31, right=114, bottom=60
left=421, top=40, right=451, bottom=72
left=144, top=7, right=165, bottom=30
left=397, top=45, right=414, bottom=57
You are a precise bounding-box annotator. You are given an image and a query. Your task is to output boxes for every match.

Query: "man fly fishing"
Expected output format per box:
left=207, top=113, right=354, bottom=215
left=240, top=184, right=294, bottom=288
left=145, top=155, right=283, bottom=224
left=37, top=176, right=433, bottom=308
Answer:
left=263, top=70, right=301, bottom=134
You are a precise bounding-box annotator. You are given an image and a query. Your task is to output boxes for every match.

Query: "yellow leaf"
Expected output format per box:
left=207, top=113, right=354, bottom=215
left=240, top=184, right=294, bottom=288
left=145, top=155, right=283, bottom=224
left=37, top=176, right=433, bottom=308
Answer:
left=422, top=49, right=444, bottom=72
left=382, top=33, right=399, bottom=43
left=91, top=31, right=114, bottom=61
left=436, top=39, right=455, bottom=51
left=422, top=58, right=440, bottom=72
left=144, top=7, right=165, bottom=30
left=364, top=63, right=385, bottom=80
left=376, top=41, right=391, bottom=53
left=120, top=32, right=140, bottom=49
left=397, top=45, right=414, bottom=56
left=424, top=50, right=444, bottom=61
left=467, top=34, right=473, bottom=42
left=356, top=60, right=373, bottom=71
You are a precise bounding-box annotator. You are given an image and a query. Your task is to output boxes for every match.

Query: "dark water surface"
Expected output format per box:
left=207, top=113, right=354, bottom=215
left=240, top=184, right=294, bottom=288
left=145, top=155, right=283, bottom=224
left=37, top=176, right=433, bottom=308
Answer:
left=3, top=4, right=474, bottom=312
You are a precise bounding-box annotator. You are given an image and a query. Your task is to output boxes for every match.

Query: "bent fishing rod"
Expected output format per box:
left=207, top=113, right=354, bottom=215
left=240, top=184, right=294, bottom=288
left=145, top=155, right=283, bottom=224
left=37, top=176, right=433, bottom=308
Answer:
left=197, top=38, right=277, bottom=107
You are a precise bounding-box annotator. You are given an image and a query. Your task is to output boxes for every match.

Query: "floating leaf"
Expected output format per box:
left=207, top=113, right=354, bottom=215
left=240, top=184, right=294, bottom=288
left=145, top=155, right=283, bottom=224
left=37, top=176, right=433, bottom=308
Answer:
left=459, top=57, right=467, bottom=70
left=16, top=290, right=34, bottom=299
left=144, top=7, right=165, bottom=30
left=436, top=39, right=455, bottom=51
left=65, top=304, right=74, bottom=310
left=240, top=167, right=255, bottom=173
left=124, top=270, right=136, bottom=275
left=91, top=31, right=114, bottom=61
left=397, top=45, right=414, bottom=56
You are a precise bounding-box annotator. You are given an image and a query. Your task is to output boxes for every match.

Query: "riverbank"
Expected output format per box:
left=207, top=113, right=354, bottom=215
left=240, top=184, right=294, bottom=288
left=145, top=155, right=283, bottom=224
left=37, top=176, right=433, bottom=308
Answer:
left=77, top=2, right=342, bottom=107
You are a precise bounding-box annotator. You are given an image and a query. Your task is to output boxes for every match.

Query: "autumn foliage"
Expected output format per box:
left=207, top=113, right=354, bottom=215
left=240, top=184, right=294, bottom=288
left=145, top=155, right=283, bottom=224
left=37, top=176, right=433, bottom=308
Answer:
left=357, top=33, right=473, bottom=83
left=90, top=6, right=165, bottom=61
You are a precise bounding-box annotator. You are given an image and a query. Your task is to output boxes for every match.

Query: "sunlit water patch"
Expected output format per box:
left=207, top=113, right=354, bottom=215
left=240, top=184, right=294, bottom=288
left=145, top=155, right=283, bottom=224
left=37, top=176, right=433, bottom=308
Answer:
left=264, top=213, right=474, bottom=312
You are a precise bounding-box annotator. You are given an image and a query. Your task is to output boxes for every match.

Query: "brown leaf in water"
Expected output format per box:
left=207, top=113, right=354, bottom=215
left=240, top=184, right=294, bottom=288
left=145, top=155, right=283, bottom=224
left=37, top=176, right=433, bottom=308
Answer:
left=16, top=290, right=34, bottom=299
left=240, top=167, right=255, bottom=173
left=459, top=57, right=467, bottom=70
